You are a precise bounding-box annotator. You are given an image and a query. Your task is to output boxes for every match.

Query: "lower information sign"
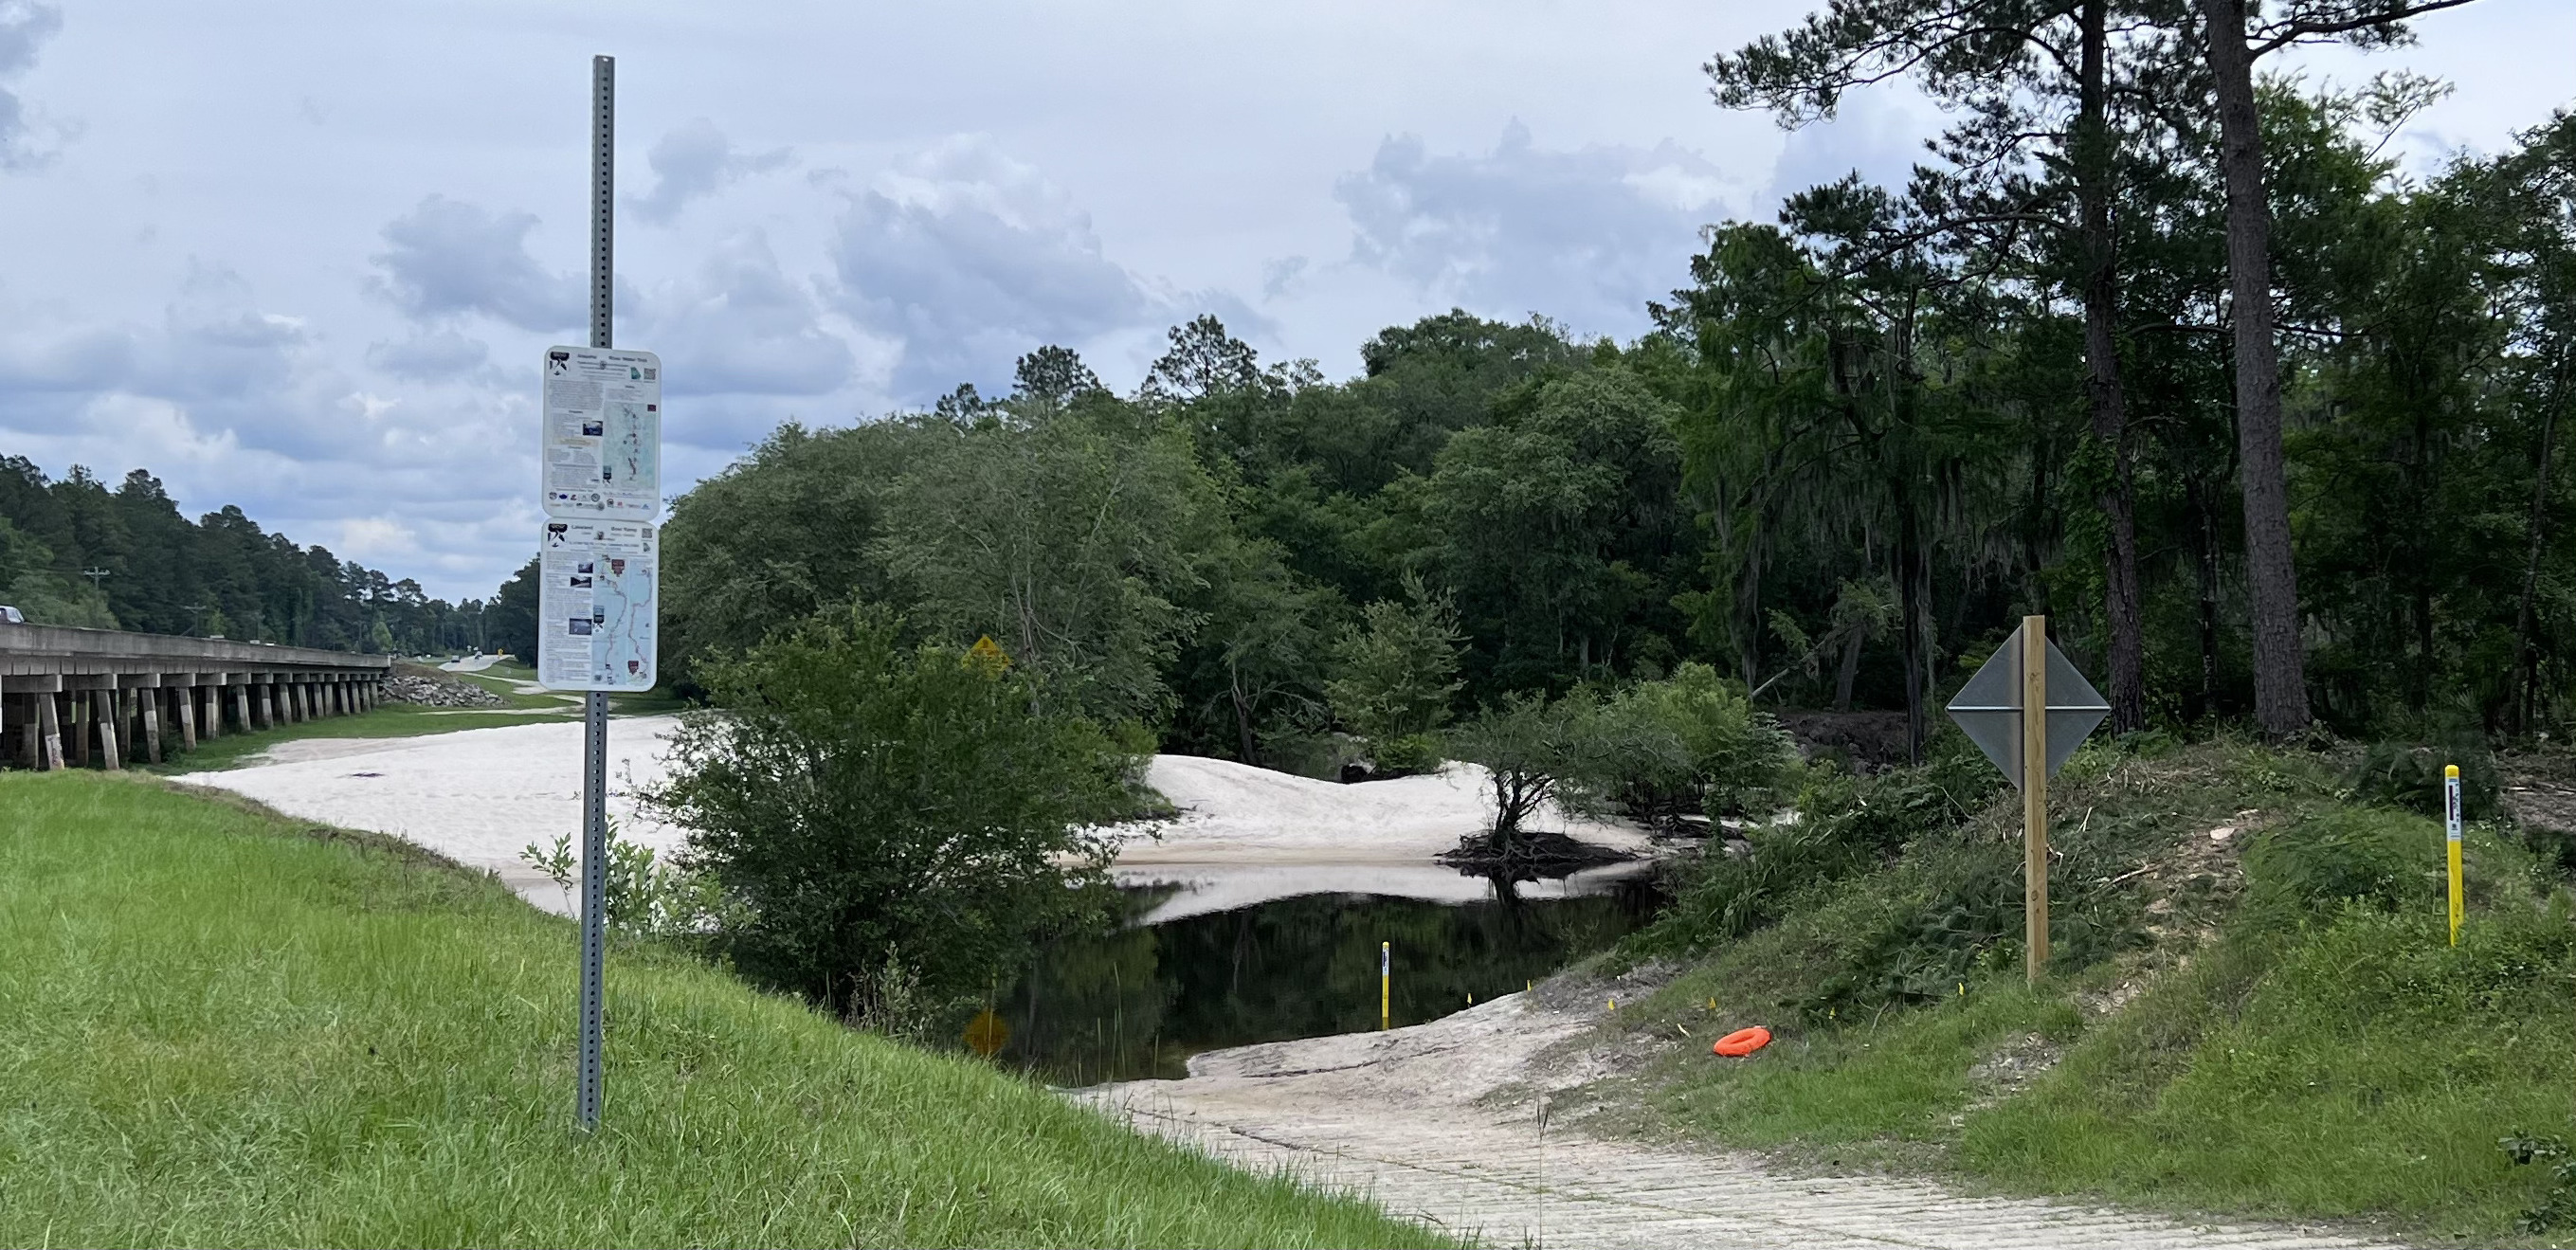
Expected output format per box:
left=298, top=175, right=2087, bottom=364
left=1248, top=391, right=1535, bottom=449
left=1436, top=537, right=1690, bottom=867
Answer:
left=537, top=519, right=659, bottom=691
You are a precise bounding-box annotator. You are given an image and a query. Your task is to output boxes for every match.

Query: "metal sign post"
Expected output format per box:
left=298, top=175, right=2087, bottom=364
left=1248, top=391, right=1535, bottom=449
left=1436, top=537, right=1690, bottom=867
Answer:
left=536, top=53, right=660, bottom=1132
left=1945, top=616, right=2110, bottom=985
left=577, top=52, right=613, bottom=1135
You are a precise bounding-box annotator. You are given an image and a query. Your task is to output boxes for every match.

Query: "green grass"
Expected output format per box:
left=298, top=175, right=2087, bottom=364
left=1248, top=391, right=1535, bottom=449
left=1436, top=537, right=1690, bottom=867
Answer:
left=1589, top=737, right=2576, bottom=1243
left=0, top=773, right=1446, bottom=1248
left=1960, top=898, right=2576, bottom=1232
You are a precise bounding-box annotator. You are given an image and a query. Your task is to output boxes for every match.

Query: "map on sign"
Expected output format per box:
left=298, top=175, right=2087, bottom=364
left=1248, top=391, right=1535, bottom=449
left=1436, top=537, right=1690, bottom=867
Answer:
left=541, top=347, right=662, bottom=521
left=536, top=520, right=658, bottom=692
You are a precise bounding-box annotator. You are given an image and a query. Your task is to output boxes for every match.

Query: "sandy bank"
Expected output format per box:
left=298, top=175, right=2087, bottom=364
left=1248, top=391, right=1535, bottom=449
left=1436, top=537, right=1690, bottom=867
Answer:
left=178, top=727, right=1655, bottom=917
left=175, top=717, right=686, bottom=915
left=1129, top=753, right=1651, bottom=862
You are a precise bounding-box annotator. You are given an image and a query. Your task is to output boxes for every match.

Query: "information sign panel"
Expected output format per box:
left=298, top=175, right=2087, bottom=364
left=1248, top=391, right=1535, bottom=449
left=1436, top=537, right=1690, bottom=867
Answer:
left=541, top=346, right=662, bottom=521
left=536, top=519, right=659, bottom=692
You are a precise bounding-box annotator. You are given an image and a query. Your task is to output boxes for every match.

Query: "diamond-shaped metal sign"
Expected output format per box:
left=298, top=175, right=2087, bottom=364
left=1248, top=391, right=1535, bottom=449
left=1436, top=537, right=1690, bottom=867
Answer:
left=1945, top=631, right=2110, bottom=788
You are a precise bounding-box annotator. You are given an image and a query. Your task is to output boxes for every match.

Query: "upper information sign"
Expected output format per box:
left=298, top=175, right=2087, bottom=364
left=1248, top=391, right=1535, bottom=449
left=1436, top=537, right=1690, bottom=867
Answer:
left=541, top=346, right=662, bottom=520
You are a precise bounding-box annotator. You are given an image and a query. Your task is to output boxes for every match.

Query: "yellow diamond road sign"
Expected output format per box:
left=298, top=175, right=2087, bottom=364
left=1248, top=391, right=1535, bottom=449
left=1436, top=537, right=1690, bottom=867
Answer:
left=1944, top=631, right=2110, bottom=788
left=966, top=635, right=1010, bottom=674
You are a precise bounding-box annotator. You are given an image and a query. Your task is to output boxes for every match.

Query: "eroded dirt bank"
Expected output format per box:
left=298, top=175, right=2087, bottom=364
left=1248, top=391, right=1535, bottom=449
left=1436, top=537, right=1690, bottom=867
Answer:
left=1079, top=990, right=2398, bottom=1250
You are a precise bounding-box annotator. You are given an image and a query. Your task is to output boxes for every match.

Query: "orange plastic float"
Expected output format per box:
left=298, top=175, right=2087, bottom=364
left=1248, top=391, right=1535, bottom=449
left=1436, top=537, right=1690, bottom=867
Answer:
left=1712, top=1026, right=1772, bottom=1058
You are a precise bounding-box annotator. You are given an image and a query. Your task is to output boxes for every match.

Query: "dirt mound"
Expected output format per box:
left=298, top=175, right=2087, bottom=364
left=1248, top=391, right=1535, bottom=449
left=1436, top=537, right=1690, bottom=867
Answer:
left=1771, top=710, right=1913, bottom=771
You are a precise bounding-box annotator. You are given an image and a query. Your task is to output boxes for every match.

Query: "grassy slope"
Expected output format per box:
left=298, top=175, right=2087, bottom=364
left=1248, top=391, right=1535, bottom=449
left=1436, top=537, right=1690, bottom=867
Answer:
left=150, top=662, right=686, bottom=772
left=0, top=773, right=1444, bottom=1248
left=1587, top=737, right=2576, bottom=1245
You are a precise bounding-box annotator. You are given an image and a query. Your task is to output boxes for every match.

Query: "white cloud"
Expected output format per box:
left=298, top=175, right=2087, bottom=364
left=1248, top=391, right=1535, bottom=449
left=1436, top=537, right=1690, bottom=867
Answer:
left=0, top=0, right=63, bottom=170
left=829, top=134, right=1162, bottom=398
left=367, top=195, right=583, bottom=333
left=634, top=228, right=851, bottom=401
left=366, top=330, right=492, bottom=383
left=630, top=119, right=792, bottom=225
left=1761, top=89, right=1931, bottom=213
left=336, top=516, right=417, bottom=559
left=1334, top=120, right=1749, bottom=338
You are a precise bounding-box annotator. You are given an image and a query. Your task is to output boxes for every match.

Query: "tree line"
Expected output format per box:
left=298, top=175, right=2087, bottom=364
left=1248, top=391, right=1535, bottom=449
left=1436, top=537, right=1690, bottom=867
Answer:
left=0, top=456, right=499, bottom=655
left=662, top=0, right=2563, bottom=767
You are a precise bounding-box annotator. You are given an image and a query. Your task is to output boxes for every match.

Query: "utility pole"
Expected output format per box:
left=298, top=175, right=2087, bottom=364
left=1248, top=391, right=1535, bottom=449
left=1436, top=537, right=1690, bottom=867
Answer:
left=80, top=567, right=111, bottom=591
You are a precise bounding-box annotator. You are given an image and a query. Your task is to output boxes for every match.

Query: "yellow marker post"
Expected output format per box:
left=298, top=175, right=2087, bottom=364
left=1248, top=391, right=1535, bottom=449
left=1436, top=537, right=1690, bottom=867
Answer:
left=1380, top=941, right=1390, bottom=1030
left=2445, top=764, right=2464, bottom=946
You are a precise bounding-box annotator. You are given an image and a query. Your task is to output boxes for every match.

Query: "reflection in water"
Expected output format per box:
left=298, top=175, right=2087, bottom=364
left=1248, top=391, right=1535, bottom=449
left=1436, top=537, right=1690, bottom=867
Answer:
left=989, top=872, right=1666, bottom=1086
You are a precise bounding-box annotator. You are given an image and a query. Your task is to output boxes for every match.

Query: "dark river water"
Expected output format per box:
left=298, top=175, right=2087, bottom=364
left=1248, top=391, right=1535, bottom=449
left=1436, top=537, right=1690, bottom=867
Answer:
left=981, top=872, right=1667, bottom=1086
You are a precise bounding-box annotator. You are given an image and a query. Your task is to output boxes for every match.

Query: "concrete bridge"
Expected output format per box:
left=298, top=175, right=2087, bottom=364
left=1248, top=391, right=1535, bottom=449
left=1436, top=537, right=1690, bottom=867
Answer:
left=0, top=624, right=392, bottom=770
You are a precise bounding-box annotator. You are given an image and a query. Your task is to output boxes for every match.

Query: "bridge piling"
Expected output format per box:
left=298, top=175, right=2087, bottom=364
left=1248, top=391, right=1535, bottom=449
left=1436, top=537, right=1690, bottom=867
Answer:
left=37, top=691, right=62, bottom=770
left=136, top=683, right=163, bottom=765
left=92, top=692, right=119, bottom=770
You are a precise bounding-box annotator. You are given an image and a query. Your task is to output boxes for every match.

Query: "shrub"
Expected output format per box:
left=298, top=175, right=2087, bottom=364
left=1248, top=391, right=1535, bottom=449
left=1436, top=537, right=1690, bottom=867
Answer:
left=2242, top=807, right=2444, bottom=922
left=1324, top=574, right=1466, bottom=777
left=1450, top=690, right=1605, bottom=857
left=2345, top=739, right=2498, bottom=821
left=520, top=822, right=726, bottom=944
left=1624, top=765, right=1970, bottom=958
left=645, top=605, right=1135, bottom=1021
left=1585, top=662, right=1799, bottom=826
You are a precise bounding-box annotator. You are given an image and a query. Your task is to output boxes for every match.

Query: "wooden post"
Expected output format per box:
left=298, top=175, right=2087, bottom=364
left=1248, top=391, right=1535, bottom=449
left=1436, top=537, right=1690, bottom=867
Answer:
left=2023, top=614, right=2049, bottom=985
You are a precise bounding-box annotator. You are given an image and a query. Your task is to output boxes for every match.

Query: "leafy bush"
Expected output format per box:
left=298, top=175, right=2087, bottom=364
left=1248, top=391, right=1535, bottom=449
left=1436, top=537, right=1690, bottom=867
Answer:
left=520, top=821, right=726, bottom=944
left=1372, top=732, right=1446, bottom=776
left=1585, top=662, right=1798, bottom=826
left=1324, top=574, right=1465, bottom=776
left=2345, top=739, right=2498, bottom=821
left=1450, top=690, right=1603, bottom=856
left=645, top=605, right=1136, bottom=1022
left=2500, top=1133, right=2576, bottom=1233
left=2241, top=807, right=2444, bottom=922
left=1624, top=765, right=1973, bottom=959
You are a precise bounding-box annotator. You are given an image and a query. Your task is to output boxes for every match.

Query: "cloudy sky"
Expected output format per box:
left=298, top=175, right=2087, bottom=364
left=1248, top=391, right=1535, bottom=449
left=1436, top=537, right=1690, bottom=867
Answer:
left=0, top=1, right=2567, bottom=602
